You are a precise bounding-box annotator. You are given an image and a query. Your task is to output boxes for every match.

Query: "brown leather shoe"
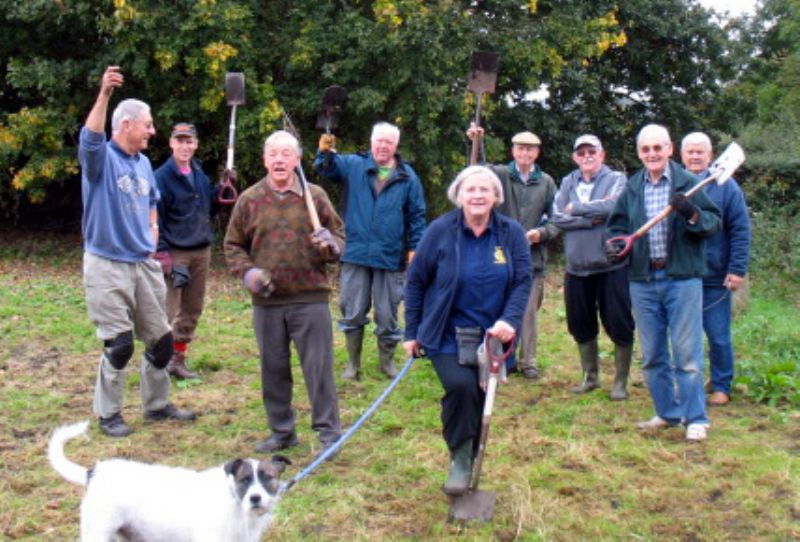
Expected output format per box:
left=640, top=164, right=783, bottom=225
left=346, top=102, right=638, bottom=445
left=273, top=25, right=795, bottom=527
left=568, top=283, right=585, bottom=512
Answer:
left=708, top=391, right=730, bottom=406
left=166, top=352, right=198, bottom=380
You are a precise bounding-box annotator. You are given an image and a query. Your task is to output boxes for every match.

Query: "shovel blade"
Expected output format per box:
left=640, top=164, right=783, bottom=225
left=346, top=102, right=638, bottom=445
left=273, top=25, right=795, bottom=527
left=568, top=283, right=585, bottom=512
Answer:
left=448, top=490, right=496, bottom=523
left=709, top=142, right=745, bottom=185
left=468, top=51, right=500, bottom=94
left=321, top=85, right=347, bottom=107
left=316, top=85, right=347, bottom=131
left=225, top=72, right=245, bottom=106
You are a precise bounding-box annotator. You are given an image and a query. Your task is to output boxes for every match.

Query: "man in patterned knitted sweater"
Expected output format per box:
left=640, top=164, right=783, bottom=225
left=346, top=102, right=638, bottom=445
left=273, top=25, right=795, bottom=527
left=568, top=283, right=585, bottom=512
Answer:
left=224, top=130, right=344, bottom=453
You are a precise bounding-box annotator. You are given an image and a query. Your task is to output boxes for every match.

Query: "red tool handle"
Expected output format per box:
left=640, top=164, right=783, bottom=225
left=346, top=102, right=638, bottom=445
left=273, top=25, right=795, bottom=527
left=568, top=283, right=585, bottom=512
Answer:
left=217, top=169, right=238, bottom=205
left=484, top=332, right=513, bottom=374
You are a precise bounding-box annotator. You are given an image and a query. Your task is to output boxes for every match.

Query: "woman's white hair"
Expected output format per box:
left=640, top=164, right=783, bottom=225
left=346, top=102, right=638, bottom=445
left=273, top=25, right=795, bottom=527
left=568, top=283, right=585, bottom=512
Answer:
left=263, top=130, right=302, bottom=156
left=636, top=124, right=672, bottom=147
left=371, top=122, right=400, bottom=144
left=446, top=165, right=504, bottom=207
left=111, top=99, right=150, bottom=134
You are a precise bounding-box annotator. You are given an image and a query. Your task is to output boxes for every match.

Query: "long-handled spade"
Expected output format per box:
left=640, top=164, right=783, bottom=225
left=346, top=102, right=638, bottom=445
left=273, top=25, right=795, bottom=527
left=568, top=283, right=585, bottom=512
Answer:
left=606, top=142, right=746, bottom=258
left=218, top=72, right=245, bottom=205
left=467, top=51, right=500, bottom=165
left=448, top=334, right=513, bottom=523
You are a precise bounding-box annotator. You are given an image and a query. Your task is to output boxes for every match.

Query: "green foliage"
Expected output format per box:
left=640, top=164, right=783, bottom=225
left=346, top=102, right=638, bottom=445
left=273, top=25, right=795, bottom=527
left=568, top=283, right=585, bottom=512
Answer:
left=734, top=296, right=800, bottom=408
left=0, top=0, right=746, bottom=223
left=723, top=0, right=800, bottom=211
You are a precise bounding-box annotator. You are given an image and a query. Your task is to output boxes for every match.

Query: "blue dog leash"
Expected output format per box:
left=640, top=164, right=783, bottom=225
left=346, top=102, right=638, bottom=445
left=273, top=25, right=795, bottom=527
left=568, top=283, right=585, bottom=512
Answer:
left=280, top=355, right=417, bottom=494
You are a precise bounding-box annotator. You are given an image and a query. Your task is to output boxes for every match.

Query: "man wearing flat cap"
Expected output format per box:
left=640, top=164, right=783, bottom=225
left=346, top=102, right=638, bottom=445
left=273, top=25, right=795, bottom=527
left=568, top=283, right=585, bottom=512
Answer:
left=552, top=135, right=635, bottom=400
left=154, top=122, right=226, bottom=379
left=466, top=124, right=558, bottom=379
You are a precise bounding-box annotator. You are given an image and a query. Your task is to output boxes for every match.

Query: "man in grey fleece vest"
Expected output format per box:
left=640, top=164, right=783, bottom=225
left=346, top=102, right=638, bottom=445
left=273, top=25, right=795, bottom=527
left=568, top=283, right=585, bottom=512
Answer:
left=552, top=135, right=635, bottom=400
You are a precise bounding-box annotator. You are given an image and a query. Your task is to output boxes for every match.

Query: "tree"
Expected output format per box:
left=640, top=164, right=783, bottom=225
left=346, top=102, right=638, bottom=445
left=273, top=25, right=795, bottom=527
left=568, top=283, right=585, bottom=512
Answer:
left=0, top=0, right=627, bottom=222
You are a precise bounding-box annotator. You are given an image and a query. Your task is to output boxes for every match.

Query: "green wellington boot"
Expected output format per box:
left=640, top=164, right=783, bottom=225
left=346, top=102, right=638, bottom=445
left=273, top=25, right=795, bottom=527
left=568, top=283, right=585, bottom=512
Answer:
left=610, top=343, right=633, bottom=401
left=342, top=329, right=364, bottom=380
left=442, top=439, right=473, bottom=496
left=569, top=339, right=600, bottom=394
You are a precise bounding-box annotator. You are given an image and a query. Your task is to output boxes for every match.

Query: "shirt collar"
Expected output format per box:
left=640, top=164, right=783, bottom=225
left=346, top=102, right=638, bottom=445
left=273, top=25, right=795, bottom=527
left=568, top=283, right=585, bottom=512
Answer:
left=267, top=175, right=303, bottom=196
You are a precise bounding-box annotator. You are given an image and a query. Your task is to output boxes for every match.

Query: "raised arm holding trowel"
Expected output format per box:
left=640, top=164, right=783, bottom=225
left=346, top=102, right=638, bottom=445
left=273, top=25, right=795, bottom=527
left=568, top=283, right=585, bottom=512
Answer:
left=464, top=51, right=558, bottom=382
left=314, top=103, right=426, bottom=382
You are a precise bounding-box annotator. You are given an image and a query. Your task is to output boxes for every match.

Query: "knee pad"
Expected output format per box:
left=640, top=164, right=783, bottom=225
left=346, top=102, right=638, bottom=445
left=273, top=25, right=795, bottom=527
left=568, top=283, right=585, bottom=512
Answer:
left=103, top=331, right=134, bottom=370
left=145, top=332, right=173, bottom=369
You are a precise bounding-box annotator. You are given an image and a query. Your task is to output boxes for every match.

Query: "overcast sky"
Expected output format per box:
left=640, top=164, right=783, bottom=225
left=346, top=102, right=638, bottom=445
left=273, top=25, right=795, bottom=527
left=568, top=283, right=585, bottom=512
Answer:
left=696, top=0, right=758, bottom=17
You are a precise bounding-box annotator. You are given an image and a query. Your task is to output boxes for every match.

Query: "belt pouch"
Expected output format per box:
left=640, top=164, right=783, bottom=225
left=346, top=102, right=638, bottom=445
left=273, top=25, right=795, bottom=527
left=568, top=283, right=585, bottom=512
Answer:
left=455, top=326, right=482, bottom=366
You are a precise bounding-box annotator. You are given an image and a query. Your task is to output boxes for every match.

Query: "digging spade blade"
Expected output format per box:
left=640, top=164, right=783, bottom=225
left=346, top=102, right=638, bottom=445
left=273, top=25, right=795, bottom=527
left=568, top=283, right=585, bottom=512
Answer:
left=316, top=85, right=347, bottom=132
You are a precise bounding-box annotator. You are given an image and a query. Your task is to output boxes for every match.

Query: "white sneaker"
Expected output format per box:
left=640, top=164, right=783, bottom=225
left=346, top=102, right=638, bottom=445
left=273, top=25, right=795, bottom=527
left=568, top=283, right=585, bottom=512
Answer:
left=636, top=416, right=671, bottom=430
left=686, top=423, right=709, bottom=442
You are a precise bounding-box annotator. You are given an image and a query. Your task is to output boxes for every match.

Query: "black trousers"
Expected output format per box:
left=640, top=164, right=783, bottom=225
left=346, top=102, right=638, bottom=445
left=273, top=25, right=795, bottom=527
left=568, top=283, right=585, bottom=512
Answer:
left=430, top=353, right=485, bottom=453
left=564, top=267, right=635, bottom=346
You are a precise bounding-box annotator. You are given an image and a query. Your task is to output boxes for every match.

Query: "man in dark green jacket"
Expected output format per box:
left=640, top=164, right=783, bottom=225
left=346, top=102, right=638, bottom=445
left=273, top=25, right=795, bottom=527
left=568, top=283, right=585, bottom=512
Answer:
left=466, top=125, right=558, bottom=379
left=606, top=124, right=720, bottom=442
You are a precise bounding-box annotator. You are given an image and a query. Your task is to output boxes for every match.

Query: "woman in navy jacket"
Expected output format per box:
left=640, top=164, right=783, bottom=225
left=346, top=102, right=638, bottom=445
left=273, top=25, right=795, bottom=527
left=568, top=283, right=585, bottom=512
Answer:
left=403, top=165, right=532, bottom=496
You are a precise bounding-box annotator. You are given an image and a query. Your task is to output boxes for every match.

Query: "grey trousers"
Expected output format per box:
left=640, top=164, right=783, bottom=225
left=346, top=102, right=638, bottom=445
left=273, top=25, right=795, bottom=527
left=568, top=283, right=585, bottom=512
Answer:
left=519, top=275, right=545, bottom=369
left=165, top=246, right=210, bottom=344
left=253, top=303, right=341, bottom=444
left=338, top=262, right=404, bottom=346
left=83, top=252, right=172, bottom=418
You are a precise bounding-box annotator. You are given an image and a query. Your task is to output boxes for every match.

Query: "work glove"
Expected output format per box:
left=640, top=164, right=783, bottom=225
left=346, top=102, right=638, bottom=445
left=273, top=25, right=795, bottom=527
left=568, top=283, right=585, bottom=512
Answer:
left=318, top=134, right=336, bottom=153
left=243, top=268, right=275, bottom=298
left=670, top=193, right=698, bottom=221
left=311, top=227, right=341, bottom=260
left=153, top=251, right=173, bottom=276
left=604, top=239, right=627, bottom=262
left=172, top=264, right=191, bottom=289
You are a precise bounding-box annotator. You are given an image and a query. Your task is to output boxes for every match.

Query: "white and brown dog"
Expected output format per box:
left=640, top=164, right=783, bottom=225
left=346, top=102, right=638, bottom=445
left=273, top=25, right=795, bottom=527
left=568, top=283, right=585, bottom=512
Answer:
left=48, top=421, right=290, bottom=542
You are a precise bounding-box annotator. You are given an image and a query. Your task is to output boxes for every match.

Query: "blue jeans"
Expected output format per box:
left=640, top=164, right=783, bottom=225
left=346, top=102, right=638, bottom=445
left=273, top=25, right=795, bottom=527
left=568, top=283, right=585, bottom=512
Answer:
left=629, top=271, right=708, bottom=425
left=703, top=286, right=734, bottom=395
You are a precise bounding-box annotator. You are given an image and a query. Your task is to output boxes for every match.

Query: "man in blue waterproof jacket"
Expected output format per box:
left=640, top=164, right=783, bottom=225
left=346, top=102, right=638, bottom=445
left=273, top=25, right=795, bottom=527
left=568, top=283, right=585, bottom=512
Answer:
left=681, top=131, right=751, bottom=407
left=315, top=122, right=426, bottom=380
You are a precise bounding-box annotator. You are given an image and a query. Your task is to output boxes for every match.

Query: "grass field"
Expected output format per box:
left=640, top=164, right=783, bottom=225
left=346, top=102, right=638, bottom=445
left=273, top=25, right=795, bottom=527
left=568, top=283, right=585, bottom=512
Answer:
left=0, top=234, right=798, bottom=541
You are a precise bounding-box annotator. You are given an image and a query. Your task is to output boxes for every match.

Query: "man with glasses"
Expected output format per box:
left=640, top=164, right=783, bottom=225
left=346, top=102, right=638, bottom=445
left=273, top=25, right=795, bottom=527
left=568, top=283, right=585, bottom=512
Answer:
left=466, top=124, right=559, bottom=380
left=552, top=135, right=635, bottom=400
left=681, top=132, right=751, bottom=407
left=606, top=124, right=720, bottom=441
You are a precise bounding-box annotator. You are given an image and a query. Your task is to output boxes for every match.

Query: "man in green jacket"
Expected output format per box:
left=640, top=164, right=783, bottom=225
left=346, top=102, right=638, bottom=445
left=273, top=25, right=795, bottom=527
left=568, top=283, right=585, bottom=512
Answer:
left=466, top=124, right=559, bottom=379
left=606, top=124, right=720, bottom=442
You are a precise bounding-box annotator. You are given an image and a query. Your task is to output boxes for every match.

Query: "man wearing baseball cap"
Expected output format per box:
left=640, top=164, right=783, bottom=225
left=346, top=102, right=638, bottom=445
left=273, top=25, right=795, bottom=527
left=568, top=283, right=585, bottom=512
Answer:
left=552, top=134, right=635, bottom=399
left=154, top=122, right=224, bottom=379
left=466, top=124, right=559, bottom=379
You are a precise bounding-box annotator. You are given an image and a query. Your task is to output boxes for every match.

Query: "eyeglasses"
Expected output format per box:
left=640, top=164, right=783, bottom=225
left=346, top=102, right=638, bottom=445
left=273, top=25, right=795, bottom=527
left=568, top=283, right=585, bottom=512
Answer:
left=575, top=148, right=598, bottom=158
left=639, top=144, right=665, bottom=154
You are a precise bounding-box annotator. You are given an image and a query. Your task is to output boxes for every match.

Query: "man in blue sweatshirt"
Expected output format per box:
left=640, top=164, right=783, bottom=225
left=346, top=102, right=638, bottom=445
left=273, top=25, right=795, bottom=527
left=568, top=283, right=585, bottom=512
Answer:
left=79, top=66, right=196, bottom=437
left=681, top=132, right=751, bottom=407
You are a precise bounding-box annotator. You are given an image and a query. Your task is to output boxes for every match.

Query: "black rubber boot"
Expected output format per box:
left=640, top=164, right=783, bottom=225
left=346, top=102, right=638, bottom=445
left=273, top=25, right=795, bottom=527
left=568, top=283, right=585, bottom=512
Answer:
left=610, top=344, right=633, bottom=401
left=442, top=439, right=473, bottom=496
left=569, top=339, right=600, bottom=394
left=342, top=329, right=363, bottom=380
left=378, top=341, right=398, bottom=378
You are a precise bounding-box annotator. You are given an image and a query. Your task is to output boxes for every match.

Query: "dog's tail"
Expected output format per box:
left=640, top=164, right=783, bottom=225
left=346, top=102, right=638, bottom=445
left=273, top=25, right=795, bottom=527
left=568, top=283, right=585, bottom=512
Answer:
left=47, top=420, right=90, bottom=486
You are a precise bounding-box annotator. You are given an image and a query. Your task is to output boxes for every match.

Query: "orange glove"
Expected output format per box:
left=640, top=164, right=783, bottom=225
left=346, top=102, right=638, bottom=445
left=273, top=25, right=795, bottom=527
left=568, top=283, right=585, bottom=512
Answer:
left=319, top=134, right=336, bottom=152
